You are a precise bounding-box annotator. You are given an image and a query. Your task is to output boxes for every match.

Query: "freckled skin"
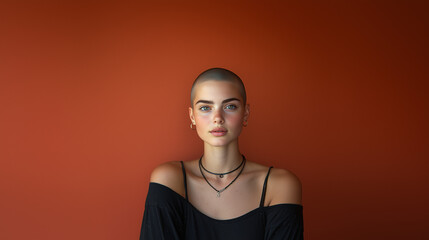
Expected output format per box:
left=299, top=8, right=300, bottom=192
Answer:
left=189, top=80, right=249, bottom=148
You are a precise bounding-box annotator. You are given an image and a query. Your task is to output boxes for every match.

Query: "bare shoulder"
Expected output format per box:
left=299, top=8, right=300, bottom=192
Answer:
left=267, top=167, right=302, bottom=205
left=150, top=161, right=186, bottom=197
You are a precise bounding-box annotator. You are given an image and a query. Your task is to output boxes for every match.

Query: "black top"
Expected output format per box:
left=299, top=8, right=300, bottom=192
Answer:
left=140, top=162, right=303, bottom=240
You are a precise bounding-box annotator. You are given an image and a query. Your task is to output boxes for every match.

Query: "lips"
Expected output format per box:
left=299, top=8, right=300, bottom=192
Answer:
left=209, top=127, right=227, bottom=136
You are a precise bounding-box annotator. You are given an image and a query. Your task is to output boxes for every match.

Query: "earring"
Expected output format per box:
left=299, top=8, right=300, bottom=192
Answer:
left=242, top=120, right=248, bottom=127
left=190, top=122, right=196, bottom=130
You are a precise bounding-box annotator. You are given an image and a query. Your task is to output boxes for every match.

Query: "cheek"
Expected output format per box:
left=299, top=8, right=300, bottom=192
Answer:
left=195, top=114, right=210, bottom=125
left=226, top=113, right=243, bottom=126
left=195, top=115, right=210, bottom=138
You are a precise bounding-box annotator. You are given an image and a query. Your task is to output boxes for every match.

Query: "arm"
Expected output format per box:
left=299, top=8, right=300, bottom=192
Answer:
left=140, top=162, right=186, bottom=240
left=268, top=168, right=302, bottom=206
left=265, top=168, right=303, bottom=240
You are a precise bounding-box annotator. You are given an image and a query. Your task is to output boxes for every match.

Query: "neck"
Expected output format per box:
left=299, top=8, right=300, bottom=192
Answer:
left=202, top=141, right=242, bottom=173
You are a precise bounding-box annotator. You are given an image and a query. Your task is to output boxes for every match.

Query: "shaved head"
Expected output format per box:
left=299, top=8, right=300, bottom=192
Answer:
left=190, top=68, right=246, bottom=106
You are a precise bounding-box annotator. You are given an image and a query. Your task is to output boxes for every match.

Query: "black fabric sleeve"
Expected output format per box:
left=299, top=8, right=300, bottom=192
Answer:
left=264, top=204, right=304, bottom=240
left=140, top=183, right=186, bottom=240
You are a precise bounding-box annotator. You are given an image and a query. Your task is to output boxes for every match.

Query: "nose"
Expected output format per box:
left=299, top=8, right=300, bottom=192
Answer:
left=213, top=108, right=225, bottom=124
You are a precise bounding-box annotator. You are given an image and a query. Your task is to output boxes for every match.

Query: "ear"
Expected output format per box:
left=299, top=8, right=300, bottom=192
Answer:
left=243, top=103, right=250, bottom=122
left=189, top=107, right=195, bottom=124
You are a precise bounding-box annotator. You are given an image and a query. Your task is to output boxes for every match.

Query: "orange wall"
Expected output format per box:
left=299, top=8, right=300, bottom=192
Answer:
left=1, top=1, right=428, bottom=239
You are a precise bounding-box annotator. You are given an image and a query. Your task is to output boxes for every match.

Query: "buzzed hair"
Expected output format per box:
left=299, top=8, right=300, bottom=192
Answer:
left=190, top=68, right=247, bottom=106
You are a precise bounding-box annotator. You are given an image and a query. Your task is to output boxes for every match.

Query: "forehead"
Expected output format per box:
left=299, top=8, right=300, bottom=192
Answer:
left=193, top=80, right=242, bottom=102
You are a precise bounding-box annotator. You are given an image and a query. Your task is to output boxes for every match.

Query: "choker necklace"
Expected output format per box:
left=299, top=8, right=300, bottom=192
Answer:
left=200, top=155, right=245, bottom=178
left=199, top=155, right=246, bottom=198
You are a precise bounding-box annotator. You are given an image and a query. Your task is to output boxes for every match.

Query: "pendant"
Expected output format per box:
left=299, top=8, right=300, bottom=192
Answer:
left=219, top=174, right=224, bottom=178
left=217, top=192, right=221, bottom=197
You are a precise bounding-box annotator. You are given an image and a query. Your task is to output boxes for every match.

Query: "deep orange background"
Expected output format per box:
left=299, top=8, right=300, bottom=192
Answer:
left=1, top=1, right=428, bottom=239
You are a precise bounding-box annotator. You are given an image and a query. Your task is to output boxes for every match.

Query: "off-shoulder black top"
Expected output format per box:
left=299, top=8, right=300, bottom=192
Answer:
left=140, top=163, right=303, bottom=240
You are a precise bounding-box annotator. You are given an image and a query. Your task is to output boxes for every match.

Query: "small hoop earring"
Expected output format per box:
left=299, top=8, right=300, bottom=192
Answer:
left=190, top=122, right=196, bottom=130
left=242, top=121, right=248, bottom=127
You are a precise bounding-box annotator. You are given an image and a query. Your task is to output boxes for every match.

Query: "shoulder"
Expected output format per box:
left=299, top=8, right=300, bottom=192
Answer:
left=150, top=161, right=186, bottom=198
left=267, top=167, right=302, bottom=205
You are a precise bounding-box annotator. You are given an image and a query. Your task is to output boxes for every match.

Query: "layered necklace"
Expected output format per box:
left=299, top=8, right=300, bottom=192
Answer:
left=199, top=155, right=246, bottom=198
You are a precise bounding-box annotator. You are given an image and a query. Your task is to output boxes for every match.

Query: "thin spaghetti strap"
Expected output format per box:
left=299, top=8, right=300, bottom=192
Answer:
left=259, top=166, right=273, bottom=207
left=180, top=161, right=189, bottom=201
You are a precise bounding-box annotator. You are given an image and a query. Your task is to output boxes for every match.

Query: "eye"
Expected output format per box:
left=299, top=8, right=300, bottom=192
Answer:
left=199, top=105, right=211, bottom=111
left=225, top=104, right=237, bottom=110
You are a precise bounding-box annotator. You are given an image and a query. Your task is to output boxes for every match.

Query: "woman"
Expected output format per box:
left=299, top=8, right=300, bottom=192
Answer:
left=140, top=68, right=303, bottom=239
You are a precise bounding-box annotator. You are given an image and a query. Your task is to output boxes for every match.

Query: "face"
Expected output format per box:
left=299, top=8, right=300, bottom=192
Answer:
left=189, top=80, right=249, bottom=147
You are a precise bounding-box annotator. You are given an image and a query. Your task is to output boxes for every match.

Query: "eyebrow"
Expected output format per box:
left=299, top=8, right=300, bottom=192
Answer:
left=195, top=98, right=241, bottom=105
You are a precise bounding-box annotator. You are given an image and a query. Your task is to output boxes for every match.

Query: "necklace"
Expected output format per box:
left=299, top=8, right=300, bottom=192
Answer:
left=200, top=155, right=245, bottom=178
left=198, top=155, right=246, bottom=198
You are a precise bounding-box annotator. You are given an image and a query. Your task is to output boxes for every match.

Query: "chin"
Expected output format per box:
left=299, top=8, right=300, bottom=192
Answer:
left=204, top=138, right=236, bottom=147
left=210, top=142, right=229, bottom=147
